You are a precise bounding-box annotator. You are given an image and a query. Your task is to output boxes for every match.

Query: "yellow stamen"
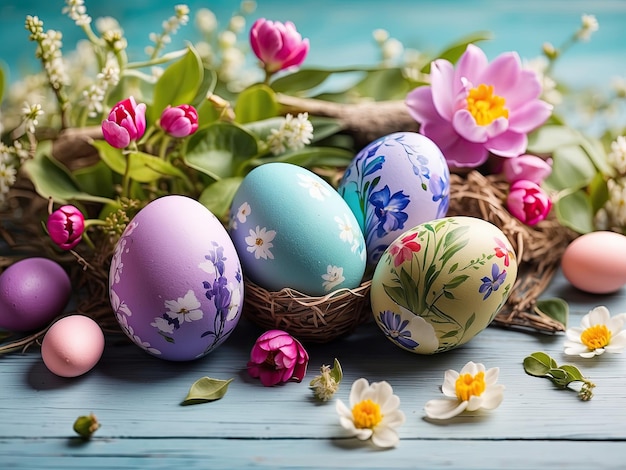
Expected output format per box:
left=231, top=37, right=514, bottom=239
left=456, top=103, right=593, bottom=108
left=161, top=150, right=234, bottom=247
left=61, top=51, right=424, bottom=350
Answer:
left=581, top=324, right=612, bottom=350
left=255, top=238, right=263, bottom=246
left=352, top=399, right=382, bottom=429
left=455, top=371, right=486, bottom=402
left=466, top=84, right=509, bottom=126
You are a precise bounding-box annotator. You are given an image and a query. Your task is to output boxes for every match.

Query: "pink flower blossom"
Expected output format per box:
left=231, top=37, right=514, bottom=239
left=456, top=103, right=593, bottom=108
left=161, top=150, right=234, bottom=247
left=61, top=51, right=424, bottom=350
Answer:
left=406, top=44, right=552, bottom=169
left=507, top=180, right=552, bottom=226
left=250, top=18, right=309, bottom=74
left=502, top=154, right=552, bottom=184
left=389, top=232, right=421, bottom=267
left=247, top=329, right=309, bottom=387
left=102, top=96, right=147, bottom=149
left=47, top=205, right=85, bottom=250
left=160, top=104, right=199, bottom=138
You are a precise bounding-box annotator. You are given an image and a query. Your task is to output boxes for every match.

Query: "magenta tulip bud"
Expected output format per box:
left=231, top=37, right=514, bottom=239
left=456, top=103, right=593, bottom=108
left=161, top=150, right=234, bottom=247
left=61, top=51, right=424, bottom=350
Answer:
left=250, top=18, right=309, bottom=74
left=503, top=154, right=553, bottom=185
left=507, top=180, right=552, bottom=226
left=160, top=104, right=199, bottom=138
left=101, top=96, right=147, bottom=149
left=47, top=205, right=85, bottom=250
left=247, top=329, right=309, bottom=387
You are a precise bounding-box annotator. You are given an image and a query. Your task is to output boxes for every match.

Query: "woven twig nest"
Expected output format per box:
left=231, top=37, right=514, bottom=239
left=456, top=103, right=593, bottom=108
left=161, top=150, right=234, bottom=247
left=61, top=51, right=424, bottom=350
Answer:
left=448, top=170, right=578, bottom=332
left=243, top=279, right=372, bottom=343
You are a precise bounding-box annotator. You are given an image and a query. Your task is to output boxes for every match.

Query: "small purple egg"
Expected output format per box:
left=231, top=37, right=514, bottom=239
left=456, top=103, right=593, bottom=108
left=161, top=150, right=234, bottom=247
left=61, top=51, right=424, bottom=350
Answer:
left=0, top=257, right=72, bottom=331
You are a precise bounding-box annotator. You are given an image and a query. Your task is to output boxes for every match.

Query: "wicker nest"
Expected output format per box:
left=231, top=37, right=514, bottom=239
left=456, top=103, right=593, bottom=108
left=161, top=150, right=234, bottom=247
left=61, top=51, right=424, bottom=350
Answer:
left=243, top=279, right=372, bottom=343
left=448, top=170, right=578, bottom=332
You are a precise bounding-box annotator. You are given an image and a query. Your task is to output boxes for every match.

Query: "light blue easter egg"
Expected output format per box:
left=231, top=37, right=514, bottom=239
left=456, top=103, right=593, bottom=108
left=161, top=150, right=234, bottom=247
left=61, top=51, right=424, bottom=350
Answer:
left=338, top=132, right=450, bottom=266
left=229, top=162, right=367, bottom=296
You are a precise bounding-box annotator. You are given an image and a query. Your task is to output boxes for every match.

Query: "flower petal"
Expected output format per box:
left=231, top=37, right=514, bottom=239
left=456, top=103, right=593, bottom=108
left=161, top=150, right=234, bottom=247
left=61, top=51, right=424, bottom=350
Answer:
left=424, top=398, right=468, bottom=420
left=507, top=100, right=553, bottom=134
left=430, top=59, right=456, bottom=120
left=441, top=369, right=459, bottom=397
left=484, top=367, right=500, bottom=385
left=480, top=385, right=505, bottom=410
left=349, top=378, right=370, bottom=407
left=382, top=409, right=406, bottom=428
left=485, top=130, right=527, bottom=158
left=371, top=425, right=400, bottom=448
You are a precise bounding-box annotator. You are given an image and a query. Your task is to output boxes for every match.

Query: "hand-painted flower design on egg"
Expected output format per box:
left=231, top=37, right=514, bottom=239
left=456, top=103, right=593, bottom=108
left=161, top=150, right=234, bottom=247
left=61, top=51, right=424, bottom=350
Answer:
left=245, top=225, right=276, bottom=260
left=369, top=185, right=410, bottom=238
left=377, top=310, right=419, bottom=349
left=322, top=265, right=345, bottom=291
left=297, top=172, right=331, bottom=201
left=164, top=290, right=204, bottom=323
left=479, top=263, right=507, bottom=300
left=236, top=202, right=251, bottom=223
left=389, top=232, right=421, bottom=267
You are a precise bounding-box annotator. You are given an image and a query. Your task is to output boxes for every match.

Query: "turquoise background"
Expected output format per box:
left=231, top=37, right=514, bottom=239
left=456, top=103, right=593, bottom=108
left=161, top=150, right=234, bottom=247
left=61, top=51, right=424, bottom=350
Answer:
left=1, top=0, right=624, bottom=88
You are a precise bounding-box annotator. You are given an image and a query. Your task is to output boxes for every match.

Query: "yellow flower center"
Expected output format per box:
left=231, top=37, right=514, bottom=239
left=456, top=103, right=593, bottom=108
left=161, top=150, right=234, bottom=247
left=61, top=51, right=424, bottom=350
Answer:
left=455, top=371, right=486, bottom=402
left=581, top=324, right=612, bottom=350
left=255, top=237, right=264, bottom=246
left=466, top=84, right=509, bottom=126
left=352, top=399, right=383, bottom=429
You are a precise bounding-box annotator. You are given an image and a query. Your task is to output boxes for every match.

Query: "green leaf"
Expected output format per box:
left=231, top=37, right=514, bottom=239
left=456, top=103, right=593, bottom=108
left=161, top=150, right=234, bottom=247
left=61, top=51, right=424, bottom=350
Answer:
left=235, top=84, right=279, bottom=124
left=545, top=145, right=597, bottom=192
left=91, top=140, right=187, bottom=183
left=271, top=68, right=334, bottom=94
left=150, top=45, right=204, bottom=123
left=535, top=298, right=569, bottom=328
left=0, top=64, right=5, bottom=103
left=191, top=67, right=217, bottom=108
left=554, top=190, right=594, bottom=234
left=547, top=368, right=570, bottom=388
left=257, top=146, right=354, bottom=170
left=560, top=364, right=585, bottom=382
left=308, top=117, right=344, bottom=143
left=523, top=352, right=555, bottom=377
left=580, top=134, right=613, bottom=176
left=198, top=177, right=243, bottom=222
left=73, top=160, right=115, bottom=199
left=352, top=68, right=411, bottom=101
left=21, top=142, right=114, bottom=205
left=527, top=125, right=582, bottom=154
left=421, top=31, right=494, bottom=73
left=184, top=122, right=259, bottom=179
left=329, top=358, right=343, bottom=384
left=181, top=377, right=233, bottom=406
left=588, top=171, right=609, bottom=214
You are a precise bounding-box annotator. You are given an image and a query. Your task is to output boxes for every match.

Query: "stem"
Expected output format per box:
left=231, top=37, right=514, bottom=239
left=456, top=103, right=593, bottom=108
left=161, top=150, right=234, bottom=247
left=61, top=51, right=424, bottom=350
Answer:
left=159, top=135, right=172, bottom=159
left=122, top=145, right=137, bottom=198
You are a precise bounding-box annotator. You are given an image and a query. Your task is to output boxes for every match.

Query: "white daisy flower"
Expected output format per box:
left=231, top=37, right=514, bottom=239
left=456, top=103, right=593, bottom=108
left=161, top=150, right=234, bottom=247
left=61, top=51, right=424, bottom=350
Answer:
left=335, top=214, right=355, bottom=244
left=236, top=201, right=251, bottom=223
left=336, top=378, right=405, bottom=448
left=245, top=225, right=276, bottom=260
left=297, top=173, right=330, bottom=201
left=164, top=289, right=203, bottom=323
left=322, top=265, right=345, bottom=292
left=424, top=361, right=504, bottom=420
left=563, top=306, right=626, bottom=358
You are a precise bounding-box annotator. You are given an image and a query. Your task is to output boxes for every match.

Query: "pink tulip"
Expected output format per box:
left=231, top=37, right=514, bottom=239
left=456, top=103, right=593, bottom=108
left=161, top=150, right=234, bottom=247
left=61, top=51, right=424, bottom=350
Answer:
left=160, top=104, right=199, bottom=138
left=247, top=329, right=309, bottom=387
left=503, top=154, right=552, bottom=184
left=507, top=180, right=552, bottom=226
left=47, top=205, right=85, bottom=250
left=102, top=96, right=147, bottom=149
left=406, top=44, right=552, bottom=169
left=250, top=18, right=309, bottom=74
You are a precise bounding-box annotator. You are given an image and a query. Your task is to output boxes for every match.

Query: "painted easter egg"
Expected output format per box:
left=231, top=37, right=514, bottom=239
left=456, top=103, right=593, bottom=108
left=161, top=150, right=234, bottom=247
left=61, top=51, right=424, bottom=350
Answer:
left=109, top=195, right=244, bottom=361
left=371, top=216, right=517, bottom=354
left=229, top=162, right=366, bottom=296
left=0, top=257, right=72, bottom=332
left=338, top=132, right=450, bottom=266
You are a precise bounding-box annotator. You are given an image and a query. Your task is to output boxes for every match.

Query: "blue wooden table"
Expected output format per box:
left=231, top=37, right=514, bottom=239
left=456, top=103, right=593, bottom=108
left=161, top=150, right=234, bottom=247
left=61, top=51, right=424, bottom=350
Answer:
left=1, top=268, right=624, bottom=469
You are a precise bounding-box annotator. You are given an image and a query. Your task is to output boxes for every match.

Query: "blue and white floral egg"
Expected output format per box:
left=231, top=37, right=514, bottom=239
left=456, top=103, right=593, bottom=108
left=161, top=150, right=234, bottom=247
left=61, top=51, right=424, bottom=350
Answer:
left=108, top=195, right=244, bottom=361
left=229, top=162, right=366, bottom=296
left=338, top=132, right=450, bottom=266
left=371, top=216, right=517, bottom=354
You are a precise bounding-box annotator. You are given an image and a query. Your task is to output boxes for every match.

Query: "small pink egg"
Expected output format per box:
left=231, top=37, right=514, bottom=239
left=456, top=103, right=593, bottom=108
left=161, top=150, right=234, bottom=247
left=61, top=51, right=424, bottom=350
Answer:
left=0, top=257, right=72, bottom=331
left=41, top=315, right=105, bottom=378
left=561, top=231, right=626, bottom=294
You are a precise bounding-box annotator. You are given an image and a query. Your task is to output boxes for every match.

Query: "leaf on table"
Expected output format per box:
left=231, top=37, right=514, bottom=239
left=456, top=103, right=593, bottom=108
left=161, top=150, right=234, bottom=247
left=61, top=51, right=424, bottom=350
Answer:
left=181, top=377, right=233, bottom=406
left=535, top=298, right=569, bottom=328
left=523, top=351, right=556, bottom=377
left=329, top=358, right=343, bottom=384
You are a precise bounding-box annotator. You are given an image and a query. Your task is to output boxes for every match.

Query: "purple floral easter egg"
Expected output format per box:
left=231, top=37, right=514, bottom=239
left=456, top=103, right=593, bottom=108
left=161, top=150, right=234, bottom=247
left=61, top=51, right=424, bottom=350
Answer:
left=338, top=132, right=450, bottom=266
left=108, top=195, right=244, bottom=361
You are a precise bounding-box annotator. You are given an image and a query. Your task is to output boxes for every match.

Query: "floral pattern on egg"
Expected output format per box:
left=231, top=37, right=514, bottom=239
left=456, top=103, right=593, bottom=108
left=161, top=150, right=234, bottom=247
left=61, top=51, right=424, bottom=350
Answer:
left=229, top=163, right=366, bottom=296
left=339, top=132, right=450, bottom=266
left=371, top=217, right=517, bottom=354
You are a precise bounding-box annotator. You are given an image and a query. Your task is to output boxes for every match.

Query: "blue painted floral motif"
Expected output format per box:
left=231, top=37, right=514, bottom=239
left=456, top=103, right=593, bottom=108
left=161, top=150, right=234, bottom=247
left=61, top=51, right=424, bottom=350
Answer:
left=479, top=263, right=507, bottom=300
left=378, top=310, right=419, bottom=350
left=369, top=185, right=410, bottom=238
left=430, top=174, right=450, bottom=218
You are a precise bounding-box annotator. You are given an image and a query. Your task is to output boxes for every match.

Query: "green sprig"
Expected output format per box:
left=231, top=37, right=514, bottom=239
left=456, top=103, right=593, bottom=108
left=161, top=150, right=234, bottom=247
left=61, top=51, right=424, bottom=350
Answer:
left=523, top=352, right=596, bottom=401
left=73, top=413, right=100, bottom=440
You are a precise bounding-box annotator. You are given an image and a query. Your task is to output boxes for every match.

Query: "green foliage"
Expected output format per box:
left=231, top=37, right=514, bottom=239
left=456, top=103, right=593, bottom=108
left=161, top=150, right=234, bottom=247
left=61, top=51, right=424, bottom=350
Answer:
left=534, top=298, right=569, bottom=328
left=234, top=84, right=279, bottom=123
left=523, top=352, right=595, bottom=400
left=181, top=377, right=233, bottom=405
left=198, top=176, right=243, bottom=222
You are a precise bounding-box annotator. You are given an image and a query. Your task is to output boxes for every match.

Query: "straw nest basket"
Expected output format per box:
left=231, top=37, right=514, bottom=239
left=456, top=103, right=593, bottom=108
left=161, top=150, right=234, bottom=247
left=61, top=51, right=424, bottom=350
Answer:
left=242, top=169, right=578, bottom=342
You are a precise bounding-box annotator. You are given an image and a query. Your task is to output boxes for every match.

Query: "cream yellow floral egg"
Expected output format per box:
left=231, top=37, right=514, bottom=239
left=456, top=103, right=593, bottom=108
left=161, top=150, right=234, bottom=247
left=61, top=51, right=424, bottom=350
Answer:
left=371, top=216, right=517, bottom=354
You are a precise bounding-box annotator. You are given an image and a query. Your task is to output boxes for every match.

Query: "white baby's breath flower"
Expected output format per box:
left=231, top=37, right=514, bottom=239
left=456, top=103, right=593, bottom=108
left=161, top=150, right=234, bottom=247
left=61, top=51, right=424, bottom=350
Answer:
left=0, top=162, right=17, bottom=194
left=564, top=306, right=626, bottom=358
left=240, top=0, right=257, bottom=15
left=382, top=38, right=404, bottom=63
left=195, top=8, right=218, bottom=34
left=228, top=15, right=246, bottom=34
left=336, top=378, right=405, bottom=448
left=63, top=0, right=92, bottom=26
left=372, top=28, right=389, bottom=44
left=95, top=16, right=122, bottom=34
left=577, top=14, right=599, bottom=41
left=22, top=102, right=44, bottom=134
left=604, top=177, right=626, bottom=228
left=424, top=361, right=504, bottom=420
left=608, top=136, right=626, bottom=175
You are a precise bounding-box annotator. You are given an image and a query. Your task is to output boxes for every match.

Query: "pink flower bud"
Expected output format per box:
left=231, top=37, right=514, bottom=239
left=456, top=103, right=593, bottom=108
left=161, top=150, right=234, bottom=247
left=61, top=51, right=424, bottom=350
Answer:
left=506, top=180, right=552, bottom=226
left=247, top=329, right=309, bottom=387
left=503, top=154, right=553, bottom=184
left=250, top=18, right=309, bottom=74
left=47, top=205, right=85, bottom=250
left=101, top=96, right=147, bottom=149
left=160, top=104, right=199, bottom=138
